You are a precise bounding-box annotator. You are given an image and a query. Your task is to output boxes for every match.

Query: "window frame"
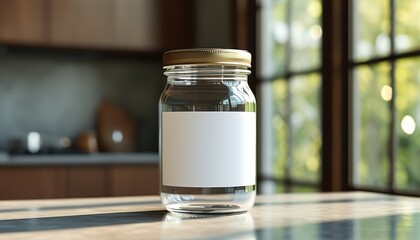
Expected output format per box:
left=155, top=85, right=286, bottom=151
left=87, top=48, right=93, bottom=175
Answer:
left=348, top=0, right=420, bottom=196
left=254, top=0, right=326, bottom=193
left=320, top=0, right=349, bottom=192
left=236, top=0, right=420, bottom=196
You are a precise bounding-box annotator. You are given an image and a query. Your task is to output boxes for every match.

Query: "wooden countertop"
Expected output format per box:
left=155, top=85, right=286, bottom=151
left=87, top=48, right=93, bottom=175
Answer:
left=1, top=192, right=420, bottom=239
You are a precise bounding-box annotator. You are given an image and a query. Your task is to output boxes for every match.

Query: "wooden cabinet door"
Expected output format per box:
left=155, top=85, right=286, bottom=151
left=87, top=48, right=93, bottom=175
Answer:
left=108, top=164, right=159, bottom=196
left=0, top=0, right=192, bottom=50
left=0, top=0, right=47, bottom=44
left=49, top=0, right=160, bottom=50
left=49, top=0, right=114, bottom=48
left=0, top=167, right=66, bottom=200
left=0, top=164, right=158, bottom=200
left=66, top=166, right=106, bottom=198
left=114, top=0, right=159, bottom=50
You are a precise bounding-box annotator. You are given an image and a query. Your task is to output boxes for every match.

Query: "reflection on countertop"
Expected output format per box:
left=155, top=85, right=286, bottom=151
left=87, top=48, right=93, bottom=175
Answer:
left=0, top=192, right=420, bottom=239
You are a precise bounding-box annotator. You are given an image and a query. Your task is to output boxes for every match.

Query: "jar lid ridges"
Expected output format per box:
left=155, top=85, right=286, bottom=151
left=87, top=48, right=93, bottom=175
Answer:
left=163, top=48, right=251, bottom=68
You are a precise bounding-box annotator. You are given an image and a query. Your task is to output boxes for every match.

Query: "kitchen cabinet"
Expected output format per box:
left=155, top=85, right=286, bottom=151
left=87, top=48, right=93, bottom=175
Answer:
left=0, top=166, right=66, bottom=199
left=0, top=0, right=48, bottom=44
left=0, top=0, right=192, bottom=51
left=49, top=0, right=160, bottom=50
left=48, top=0, right=116, bottom=48
left=0, top=164, right=159, bottom=200
left=114, top=0, right=160, bottom=49
left=108, top=165, right=159, bottom=196
left=66, top=166, right=107, bottom=198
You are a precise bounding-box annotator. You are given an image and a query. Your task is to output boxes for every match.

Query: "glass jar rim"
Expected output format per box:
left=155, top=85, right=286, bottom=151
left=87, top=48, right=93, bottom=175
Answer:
left=163, top=65, right=251, bottom=76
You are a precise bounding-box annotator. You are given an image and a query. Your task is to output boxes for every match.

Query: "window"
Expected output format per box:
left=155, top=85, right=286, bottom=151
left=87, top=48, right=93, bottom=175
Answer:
left=257, top=0, right=323, bottom=193
left=254, top=0, right=419, bottom=195
left=350, top=0, right=420, bottom=194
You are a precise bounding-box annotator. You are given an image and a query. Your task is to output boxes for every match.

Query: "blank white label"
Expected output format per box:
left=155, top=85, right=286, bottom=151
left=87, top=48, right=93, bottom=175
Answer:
left=162, top=112, right=256, bottom=188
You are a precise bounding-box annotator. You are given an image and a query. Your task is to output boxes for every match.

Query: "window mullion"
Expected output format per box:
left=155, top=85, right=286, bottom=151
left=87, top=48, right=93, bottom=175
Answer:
left=388, top=0, right=396, bottom=193
left=321, top=0, right=347, bottom=191
left=284, top=0, right=293, bottom=192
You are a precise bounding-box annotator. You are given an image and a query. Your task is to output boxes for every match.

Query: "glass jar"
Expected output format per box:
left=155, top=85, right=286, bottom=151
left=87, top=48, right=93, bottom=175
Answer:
left=159, top=48, right=256, bottom=214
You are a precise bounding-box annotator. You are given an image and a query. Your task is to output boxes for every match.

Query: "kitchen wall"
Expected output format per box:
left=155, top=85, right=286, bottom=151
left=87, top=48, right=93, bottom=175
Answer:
left=194, top=0, right=232, bottom=48
left=0, top=50, right=164, bottom=152
left=0, top=0, right=233, bottom=154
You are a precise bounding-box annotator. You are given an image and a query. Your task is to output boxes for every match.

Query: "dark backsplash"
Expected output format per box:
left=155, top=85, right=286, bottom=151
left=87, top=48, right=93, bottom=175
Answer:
left=0, top=50, right=164, bottom=153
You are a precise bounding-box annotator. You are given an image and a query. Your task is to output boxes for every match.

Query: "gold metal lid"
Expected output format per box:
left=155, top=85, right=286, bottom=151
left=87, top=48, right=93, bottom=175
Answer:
left=163, top=48, right=251, bottom=68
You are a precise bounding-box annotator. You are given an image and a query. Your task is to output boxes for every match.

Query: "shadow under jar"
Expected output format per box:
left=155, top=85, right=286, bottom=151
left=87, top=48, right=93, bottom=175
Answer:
left=160, top=49, right=256, bottom=214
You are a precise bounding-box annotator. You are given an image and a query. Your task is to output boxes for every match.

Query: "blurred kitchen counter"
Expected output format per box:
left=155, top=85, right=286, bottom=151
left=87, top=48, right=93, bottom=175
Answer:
left=0, top=153, right=158, bottom=166
left=0, top=191, right=420, bottom=239
left=0, top=153, right=159, bottom=200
